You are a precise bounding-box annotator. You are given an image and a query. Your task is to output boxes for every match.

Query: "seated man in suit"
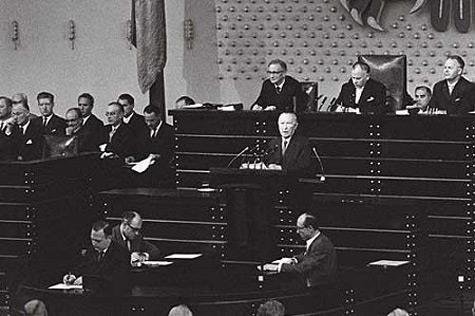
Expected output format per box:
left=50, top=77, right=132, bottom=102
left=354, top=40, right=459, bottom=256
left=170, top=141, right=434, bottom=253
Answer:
left=11, top=101, right=43, bottom=161
left=36, top=91, right=66, bottom=135
left=125, top=105, right=175, bottom=187
left=103, top=102, right=135, bottom=159
left=396, top=86, right=432, bottom=115
left=77, top=93, right=106, bottom=146
left=65, top=107, right=100, bottom=153
left=430, top=55, right=475, bottom=115
left=263, top=213, right=337, bottom=287
left=111, top=211, right=160, bottom=265
left=118, top=93, right=148, bottom=138
left=0, top=96, right=17, bottom=161
left=335, top=61, right=387, bottom=114
left=251, top=59, right=308, bottom=113
left=12, top=93, right=37, bottom=120
left=63, top=220, right=130, bottom=293
left=264, top=112, right=315, bottom=177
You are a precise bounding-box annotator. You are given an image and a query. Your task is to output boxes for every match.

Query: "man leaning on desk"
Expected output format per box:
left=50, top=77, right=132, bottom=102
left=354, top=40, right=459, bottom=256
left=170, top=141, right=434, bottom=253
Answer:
left=111, top=211, right=161, bottom=264
left=263, top=213, right=337, bottom=287
left=63, top=220, right=130, bottom=293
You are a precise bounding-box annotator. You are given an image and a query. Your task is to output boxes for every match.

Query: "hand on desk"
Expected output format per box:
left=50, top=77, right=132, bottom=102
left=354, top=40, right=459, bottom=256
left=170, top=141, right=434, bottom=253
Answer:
left=63, top=273, right=82, bottom=285
left=251, top=104, right=276, bottom=111
left=261, top=264, right=279, bottom=272
left=267, top=164, right=282, bottom=170
left=264, top=106, right=276, bottom=111
left=131, top=252, right=150, bottom=267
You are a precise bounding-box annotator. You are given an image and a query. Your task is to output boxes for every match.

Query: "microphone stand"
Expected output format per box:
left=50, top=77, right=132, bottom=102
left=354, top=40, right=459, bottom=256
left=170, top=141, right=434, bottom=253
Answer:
left=226, top=146, right=249, bottom=168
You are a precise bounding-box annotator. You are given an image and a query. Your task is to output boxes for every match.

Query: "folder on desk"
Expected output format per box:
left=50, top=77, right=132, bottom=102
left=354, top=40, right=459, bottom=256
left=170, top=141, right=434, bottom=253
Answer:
left=48, top=283, right=82, bottom=290
left=367, top=260, right=410, bottom=267
left=165, top=253, right=202, bottom=259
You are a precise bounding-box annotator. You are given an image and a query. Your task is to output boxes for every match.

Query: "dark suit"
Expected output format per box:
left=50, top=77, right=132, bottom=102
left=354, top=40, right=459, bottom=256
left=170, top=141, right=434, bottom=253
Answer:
left=0, top=123, right=17, bottom=161
left=124, top=112, right=148, bottom=138
left=39, top=114, right=66, bottom=135
left=72, top=241, right=130, bottom=294
left=111, top=225, right=161, bottom=260
left=281, top=233, right=337, bottom=287
left=16, top=120, right=44, bottom=161
left=336, top=78, right=388, bottom=114
left=430, top=76, right=475, bottom=115
left=71, top=127, right=101, bottom=153
left=104, top=123, right=135, bottom=158
left=136, top=123, right=175, bottom=187
left=253, top=76, right=308, bottom=113
left=82, top=114, right=106, bottom=147
left=265, top=135, right=315, bottom=177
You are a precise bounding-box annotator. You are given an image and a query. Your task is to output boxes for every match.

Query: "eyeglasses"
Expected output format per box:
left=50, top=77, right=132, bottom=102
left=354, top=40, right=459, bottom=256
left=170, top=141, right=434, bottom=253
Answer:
left=267, top=71, right=284, bottom=74
left=126, top=222, right=141, bottom=232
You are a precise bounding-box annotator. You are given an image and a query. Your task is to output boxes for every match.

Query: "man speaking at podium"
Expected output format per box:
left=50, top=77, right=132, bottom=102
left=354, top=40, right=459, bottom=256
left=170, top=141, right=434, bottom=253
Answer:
left=264, top=112, right=314, bottom=177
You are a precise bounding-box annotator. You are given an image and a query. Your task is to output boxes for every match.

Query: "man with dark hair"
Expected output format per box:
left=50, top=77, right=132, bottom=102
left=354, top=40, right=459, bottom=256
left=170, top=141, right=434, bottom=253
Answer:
left=103, top=102, right=135, bottom=159
left=36, top=91, right=66, bottom=135
left=256, top=300, right=285, bottom=316
left=62, top=220, right=130, bottom=293
left=175, top=96, right=195, bottom=108
left=118, top=93, right=147, bottom=138
left=12, top=101, right=43, bottom=161
left=397, top=86, right=432, bottom=115
left=430, top=55, right=475, bottom=115
left=263, top=213, right=337, bottom=287
left=77, top=93, right=105, bottom=146
left=111, top=210, right=160, bottom=264
left=335, top=61, right=387, bottom=114
left=126, top=105, right=175, bottom=187
left=65, top=107, right=100, bottom=153
left=252, top=59, right=308, bottom=112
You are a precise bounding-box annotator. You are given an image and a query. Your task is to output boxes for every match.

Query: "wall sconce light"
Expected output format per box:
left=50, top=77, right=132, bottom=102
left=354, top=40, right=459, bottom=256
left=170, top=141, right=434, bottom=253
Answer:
left=11, top=21, right=19, bottom=50
left=68, top=20, right=76, bottom=50
left=126, top=19, right=133, bottom=50
left=184, top=19, right=194, bottom=49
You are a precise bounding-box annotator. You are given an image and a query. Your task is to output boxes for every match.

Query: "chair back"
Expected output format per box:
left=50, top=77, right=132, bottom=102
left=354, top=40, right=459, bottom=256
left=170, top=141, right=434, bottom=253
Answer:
left=358, top=55, right=407, bottom=111
left=301, top=81, right=318, bottom=112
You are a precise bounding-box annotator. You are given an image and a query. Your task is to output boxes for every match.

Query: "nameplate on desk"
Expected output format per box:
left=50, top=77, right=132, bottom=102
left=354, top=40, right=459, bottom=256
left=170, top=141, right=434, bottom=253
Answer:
left=367, top=260, right=410, bottom=267
left=48, top=283, right=83, bottom=290
left=141, top=261, right=174, bottom=267
left=165, top=253, right=203, bottom=260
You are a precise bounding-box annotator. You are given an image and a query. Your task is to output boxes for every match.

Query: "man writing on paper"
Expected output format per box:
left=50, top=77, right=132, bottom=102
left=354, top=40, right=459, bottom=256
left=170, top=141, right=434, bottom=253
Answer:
left=111, top=211, right=161, bottom=265
left=263, top=213, right=337, bottom=287
left=62, top=221, right=130, bottom=293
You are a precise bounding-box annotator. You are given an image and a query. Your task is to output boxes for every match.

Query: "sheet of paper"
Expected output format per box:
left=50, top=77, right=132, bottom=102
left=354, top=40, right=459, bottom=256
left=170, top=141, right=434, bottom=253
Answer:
left=272, top=257, right=295, bottom=264
left=131, top=156, right=154, bottom=173
left=368, top=260, right=410, bottom=267
left=141, top=261, right=174, bottom=267
left=48, top=283, right=83, bottom=290
left=165, top=253, right=203, bottom=259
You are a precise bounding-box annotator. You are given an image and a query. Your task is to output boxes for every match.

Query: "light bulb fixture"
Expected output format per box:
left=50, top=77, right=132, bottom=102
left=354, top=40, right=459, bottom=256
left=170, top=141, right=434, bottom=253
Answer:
left=184, top=19, right=194, bottom=49
left=11, top=21, right=19, bottom=50
left=68, top=20, right=76, bottom=50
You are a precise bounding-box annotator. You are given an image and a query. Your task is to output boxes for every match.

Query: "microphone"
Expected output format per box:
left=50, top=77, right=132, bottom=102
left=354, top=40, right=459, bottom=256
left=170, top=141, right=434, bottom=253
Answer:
left=241, top=143, right=263, bottom=168
left=226, top=146, right=249, bottom=168
left=312, top=147, right=326, bottom=182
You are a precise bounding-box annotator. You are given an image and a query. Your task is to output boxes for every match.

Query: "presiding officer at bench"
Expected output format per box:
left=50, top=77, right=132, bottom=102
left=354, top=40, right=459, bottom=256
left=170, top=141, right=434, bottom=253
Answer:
left=251, top=59, right=308, bottom=113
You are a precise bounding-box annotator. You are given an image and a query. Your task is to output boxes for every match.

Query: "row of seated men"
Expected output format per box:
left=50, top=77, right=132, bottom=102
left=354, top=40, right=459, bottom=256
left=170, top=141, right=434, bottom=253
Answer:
left=0, top=92, right=175, bottom=187
left=250, top=55, right=475, bottom=115
left=13, top=210, right=335, bottom=316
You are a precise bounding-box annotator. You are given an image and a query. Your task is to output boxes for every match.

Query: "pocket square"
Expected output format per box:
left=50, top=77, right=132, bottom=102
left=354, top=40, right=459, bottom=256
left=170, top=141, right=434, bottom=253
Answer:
left=367, top=96, right=375, bottom=102
left=455, top=97, right=461, bottom=102
left=26, top=139, right=33, bottom=145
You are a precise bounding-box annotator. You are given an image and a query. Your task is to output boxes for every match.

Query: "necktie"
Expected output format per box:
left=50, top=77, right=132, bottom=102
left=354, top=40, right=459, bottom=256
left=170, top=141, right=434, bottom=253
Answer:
left=42, top=117, right=47, bottom=127
left=97, top=251, right=104, bottom=262
left=22, top=125, right=27, bottom=135
left=282, top=140, right=288, bottom=155
left=150, top=128, right=156, bottom=139
left=275, top=85, right=282, bottom=94
left=109, top=127, right=116, bottom=142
